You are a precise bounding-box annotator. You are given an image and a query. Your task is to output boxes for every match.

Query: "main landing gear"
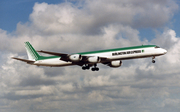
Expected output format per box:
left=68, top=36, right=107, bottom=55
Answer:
left=82, top=64, right=99, bottom=71
left=152, top=56, right=155, bottom=63
left=82, top=64, right=90, bottom=70
left=91, top=64, right=99, bottom=71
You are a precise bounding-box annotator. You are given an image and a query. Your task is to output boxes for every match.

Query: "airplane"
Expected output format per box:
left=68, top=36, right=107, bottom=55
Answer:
left=12, top=42, right=167, bottom=71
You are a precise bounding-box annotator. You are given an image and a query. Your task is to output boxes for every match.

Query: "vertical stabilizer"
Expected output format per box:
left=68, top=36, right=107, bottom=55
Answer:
left=25, top=42, right=40, bottom=61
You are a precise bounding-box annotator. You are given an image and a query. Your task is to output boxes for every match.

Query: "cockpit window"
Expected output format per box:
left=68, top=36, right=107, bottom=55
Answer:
left=155, top=46, right=160, bottom=48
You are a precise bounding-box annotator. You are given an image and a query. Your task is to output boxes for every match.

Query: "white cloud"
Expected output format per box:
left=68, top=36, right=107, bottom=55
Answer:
left=0, top=0, right=180, bottom=112
left=162, top=98, right=180, bottom=108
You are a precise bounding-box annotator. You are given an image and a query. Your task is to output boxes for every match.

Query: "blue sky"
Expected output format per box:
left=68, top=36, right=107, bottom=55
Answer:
left=0, top=0, right=65, bottom=32
left=1, top=0, right=180, bottom=40
left=172, top=5, right=180, bottom=36
left=1, top=0, right=180, bottom=112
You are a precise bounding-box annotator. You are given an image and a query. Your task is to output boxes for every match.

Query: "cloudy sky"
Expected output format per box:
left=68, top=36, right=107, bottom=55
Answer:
left=1, top=0, right=180, bottom=112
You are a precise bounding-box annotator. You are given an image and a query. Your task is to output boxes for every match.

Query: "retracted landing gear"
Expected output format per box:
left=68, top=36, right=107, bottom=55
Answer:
left=152, top=56, right=155, bottom=63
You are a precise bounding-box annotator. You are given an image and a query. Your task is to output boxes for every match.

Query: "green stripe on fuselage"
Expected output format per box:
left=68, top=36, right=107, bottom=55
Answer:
left=38, top=56, right=60, bottom=60
left=78, top=45, right=156, bottom=55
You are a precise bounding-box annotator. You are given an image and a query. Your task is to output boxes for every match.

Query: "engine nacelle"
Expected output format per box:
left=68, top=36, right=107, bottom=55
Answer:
left=87, top=56, right=100, bottom=63
left=69, top=54, right=82, bottom=62
left=108, top=60, right=122, bottom=67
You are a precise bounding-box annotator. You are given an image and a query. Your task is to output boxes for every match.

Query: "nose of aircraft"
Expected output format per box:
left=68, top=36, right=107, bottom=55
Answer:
left=163, top=49, right=167, bottom=54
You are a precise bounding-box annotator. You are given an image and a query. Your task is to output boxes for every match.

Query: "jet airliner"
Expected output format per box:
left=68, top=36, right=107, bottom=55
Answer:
left=12, top=42, right=167, bottom=71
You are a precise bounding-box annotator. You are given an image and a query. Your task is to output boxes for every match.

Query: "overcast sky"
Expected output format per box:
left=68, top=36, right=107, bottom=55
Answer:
left=1, top=0, right=180, bottom=112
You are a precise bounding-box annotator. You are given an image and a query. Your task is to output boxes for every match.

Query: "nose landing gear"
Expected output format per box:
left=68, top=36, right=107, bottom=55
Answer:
left=152, top=60, right=155, bottom=63
left=152, top=56, right=155, bottom=63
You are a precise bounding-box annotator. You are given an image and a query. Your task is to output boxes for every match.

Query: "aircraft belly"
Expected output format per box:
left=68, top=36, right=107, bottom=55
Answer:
left=34, top=59, right=73, bottom=67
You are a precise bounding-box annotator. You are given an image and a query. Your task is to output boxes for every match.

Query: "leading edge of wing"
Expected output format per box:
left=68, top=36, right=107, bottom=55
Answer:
left=12, top=57, right=35, bottom=63
left=37, top=50, right=68, bottom=57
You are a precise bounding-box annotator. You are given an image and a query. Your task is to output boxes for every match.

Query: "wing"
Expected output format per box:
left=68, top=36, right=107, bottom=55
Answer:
left=37, top=50, right=68, bottom=57
left=12, top=57, right=35, bottom=63
left=38, top=50, right=89, bottom=62
left=37, top=50, right=109, bottom=64
left=37, top=50, right=70, bottom=61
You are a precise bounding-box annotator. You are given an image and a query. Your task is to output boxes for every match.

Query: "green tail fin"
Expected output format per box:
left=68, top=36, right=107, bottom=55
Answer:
left=25, top=42, right=41, bottom=61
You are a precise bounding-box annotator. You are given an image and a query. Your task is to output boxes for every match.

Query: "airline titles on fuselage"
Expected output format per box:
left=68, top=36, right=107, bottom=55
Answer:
left=112, top=50, right=143, bottom=56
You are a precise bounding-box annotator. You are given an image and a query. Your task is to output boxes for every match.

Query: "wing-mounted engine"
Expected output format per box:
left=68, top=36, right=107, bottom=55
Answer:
left=69, top=54, right=82, bottom=62
left=107, top=60, right=122, bottom=67
left=87, top=56, right=100, bottom=63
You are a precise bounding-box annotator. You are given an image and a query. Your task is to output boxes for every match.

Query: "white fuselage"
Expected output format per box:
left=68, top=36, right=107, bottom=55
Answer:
left=32, top=47, right=167, bottom=67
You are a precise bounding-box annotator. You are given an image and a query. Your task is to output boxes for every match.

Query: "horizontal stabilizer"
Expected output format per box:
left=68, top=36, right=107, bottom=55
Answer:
left=12, top=57, right=35, bottom=63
